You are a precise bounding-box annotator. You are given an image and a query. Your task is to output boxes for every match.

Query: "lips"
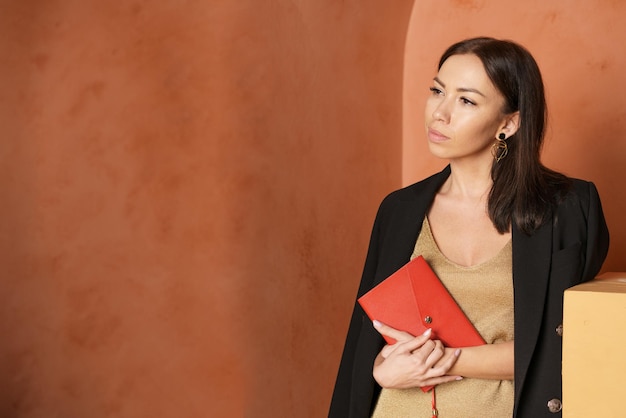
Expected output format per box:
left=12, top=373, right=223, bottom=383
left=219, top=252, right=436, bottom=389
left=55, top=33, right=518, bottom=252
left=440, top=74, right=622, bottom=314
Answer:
left=427, top=128, right=449, bottom=143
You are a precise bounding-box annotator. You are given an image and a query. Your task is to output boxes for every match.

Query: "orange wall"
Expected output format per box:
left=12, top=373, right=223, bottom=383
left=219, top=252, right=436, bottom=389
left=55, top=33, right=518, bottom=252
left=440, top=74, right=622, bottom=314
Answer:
left=0, top=1, right=413, bottom=417
left=0, top=1, right=624, bottom=418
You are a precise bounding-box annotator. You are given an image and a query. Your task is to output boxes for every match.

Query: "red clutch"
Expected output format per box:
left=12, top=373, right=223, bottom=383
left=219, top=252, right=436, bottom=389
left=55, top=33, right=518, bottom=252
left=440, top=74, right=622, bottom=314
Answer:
left=358, top=255, right=485, bottom=391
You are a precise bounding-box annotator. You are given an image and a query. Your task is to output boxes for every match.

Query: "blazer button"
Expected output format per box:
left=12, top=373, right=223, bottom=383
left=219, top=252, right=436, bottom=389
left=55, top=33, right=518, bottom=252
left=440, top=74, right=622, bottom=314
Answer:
left=547, top=398, right=562, bottom=413
left=555, top=324, right=563, bottom=337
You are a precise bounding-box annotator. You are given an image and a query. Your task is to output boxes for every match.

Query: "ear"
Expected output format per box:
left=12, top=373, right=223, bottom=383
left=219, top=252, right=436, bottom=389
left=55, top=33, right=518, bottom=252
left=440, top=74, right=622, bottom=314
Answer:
left=500, top=111, right=520, bottom=138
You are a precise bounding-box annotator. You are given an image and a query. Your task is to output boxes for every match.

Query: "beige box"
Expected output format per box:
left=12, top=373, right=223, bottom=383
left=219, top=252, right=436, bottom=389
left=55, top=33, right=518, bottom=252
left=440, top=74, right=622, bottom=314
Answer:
left=562, top=273, right=626, bottom=417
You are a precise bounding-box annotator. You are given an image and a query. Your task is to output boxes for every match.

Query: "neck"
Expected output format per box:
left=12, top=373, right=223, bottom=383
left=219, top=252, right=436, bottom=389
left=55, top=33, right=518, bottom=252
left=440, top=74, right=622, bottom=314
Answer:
left=444, top=159, right=493, bottom=200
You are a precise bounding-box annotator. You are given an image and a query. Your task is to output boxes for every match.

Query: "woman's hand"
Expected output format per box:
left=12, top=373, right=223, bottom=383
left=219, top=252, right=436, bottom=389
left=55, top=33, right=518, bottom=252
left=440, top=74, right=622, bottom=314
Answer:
left=372, top=321, right=462, bottom=389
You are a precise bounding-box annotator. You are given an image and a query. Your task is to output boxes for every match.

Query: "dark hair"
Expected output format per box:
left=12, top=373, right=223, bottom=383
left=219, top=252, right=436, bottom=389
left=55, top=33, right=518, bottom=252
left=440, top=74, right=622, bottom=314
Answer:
left=438, top=37, right=571, bottom=235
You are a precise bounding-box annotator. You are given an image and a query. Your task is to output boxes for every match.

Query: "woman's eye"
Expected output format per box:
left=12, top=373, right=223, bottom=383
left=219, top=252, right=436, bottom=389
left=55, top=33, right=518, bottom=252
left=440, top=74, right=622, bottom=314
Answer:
left=460, top=97, right=476, bottom=106
left=429, top=86, right=443, bottom=95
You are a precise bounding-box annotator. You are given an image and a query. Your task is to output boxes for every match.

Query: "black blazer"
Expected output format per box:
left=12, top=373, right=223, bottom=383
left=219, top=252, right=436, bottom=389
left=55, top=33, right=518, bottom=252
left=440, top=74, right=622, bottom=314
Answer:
left=329, top=166, right=609, bottom=417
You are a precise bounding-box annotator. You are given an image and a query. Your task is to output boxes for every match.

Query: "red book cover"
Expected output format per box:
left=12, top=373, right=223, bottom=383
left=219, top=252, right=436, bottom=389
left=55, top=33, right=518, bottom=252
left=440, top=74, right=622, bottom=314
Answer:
left=358, top=256, right=485, bottom=391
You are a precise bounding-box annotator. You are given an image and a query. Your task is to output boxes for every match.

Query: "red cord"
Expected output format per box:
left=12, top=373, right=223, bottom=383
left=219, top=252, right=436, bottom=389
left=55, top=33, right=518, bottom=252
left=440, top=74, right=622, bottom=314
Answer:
left=431, top=387, right=438, bottom=417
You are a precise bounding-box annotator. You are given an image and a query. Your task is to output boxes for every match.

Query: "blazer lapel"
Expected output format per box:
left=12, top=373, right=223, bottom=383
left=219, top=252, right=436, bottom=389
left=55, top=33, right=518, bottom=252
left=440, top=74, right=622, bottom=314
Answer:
left=373, top=166, right=451, bottom=285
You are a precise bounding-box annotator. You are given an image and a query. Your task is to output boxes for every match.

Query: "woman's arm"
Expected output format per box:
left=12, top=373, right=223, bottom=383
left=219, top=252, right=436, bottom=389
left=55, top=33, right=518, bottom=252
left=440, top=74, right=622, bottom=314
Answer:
left=443, top=341, right=514, bottom=380
left=373, top=321, right=513, bottom=389
left=372, top=321, right=462, bottom=389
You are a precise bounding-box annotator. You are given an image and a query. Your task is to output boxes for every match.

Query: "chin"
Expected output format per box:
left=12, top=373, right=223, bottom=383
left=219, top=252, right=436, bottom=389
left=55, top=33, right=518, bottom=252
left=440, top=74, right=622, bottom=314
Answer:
left=426, top=143, right=451, bottom=160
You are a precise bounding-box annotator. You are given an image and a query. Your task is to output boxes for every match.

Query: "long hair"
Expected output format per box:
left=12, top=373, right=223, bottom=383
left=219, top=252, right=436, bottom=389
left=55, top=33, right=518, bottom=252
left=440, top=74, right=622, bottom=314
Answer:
left=438, top=37, right=571, bottom=235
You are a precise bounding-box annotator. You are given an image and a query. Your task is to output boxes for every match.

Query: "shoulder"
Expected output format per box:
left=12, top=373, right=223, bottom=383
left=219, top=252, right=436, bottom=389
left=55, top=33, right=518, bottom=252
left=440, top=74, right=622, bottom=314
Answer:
left=551, top=177, right=607, bottom=247
left=557, top=177, right=602, bottom=215
left=377, top=166, right=451, bottom=214
left=366, top=167, right=450, bottom=257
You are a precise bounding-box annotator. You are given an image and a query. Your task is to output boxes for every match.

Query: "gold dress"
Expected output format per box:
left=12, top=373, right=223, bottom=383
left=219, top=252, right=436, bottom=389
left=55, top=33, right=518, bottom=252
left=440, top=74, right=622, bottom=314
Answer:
left=372, top=217, right=514, bottom=418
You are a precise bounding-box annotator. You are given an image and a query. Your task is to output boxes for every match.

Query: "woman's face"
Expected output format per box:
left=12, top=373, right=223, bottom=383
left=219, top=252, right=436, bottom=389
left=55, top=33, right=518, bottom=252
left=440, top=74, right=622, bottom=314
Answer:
left=424, top=53, right=513, bottom=164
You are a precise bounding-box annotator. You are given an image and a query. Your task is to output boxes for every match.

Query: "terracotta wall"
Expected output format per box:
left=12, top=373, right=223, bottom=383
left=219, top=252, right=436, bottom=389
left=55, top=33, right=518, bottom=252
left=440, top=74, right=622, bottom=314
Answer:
left=0, top=1, right=624, bottom=418
left=0, top=0, right=413, bottom=417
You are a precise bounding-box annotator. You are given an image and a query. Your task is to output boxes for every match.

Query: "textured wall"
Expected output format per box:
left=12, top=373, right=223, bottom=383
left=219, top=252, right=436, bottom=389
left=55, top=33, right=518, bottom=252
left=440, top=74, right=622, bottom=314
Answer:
left=1, top=1, right=624, bottom=418
left=403, top=0, right=626, bottom=272
left=0, top=1, right=413, bottom=417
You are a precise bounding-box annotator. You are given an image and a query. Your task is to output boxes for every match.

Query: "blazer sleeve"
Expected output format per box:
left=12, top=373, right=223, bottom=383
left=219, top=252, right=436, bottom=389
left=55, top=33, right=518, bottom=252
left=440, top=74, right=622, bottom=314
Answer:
left=551, top=180, right=610, bottom=284
left=328, top=168, right=449, bottom=417
left=581, top=181, right=610, bottom=281
left=513, top=181, right=610, bottom=418
left=328, top=197, right=390, bottom=417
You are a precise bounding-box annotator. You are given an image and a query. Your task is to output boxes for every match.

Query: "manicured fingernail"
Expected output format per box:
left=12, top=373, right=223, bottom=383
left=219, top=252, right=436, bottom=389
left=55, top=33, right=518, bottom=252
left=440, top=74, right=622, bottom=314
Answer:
left=422, top=328, right=432, bottom=336
left=454, top=349, right=461, bottom=356
left=456, top=376, right=463, bottom=381
left=373, top=320, right=381, bottom=328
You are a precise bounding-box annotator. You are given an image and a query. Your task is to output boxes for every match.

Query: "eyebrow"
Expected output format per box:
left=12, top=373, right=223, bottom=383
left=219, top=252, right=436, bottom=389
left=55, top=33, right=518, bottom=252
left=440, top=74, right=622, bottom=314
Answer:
left=433, top=77, right=486, bottom=97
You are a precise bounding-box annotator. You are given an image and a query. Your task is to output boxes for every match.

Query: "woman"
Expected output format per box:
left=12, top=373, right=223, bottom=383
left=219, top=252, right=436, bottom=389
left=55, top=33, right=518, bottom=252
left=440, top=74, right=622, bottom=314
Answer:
left=329, top=37, right=609, bottom=417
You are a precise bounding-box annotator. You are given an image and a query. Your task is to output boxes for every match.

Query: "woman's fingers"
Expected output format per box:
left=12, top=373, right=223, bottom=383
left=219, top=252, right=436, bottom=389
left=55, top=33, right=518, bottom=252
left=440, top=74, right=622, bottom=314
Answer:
left=415, top=338, right=444, bottom=365
left=380, top=332, right=433, bottom=359
left=417, top=347, right=463, bottom=387
left=418, top=373, right=464, bottom=388
left=373, top=341, right=463, bottom=389
left=372, top=321, right=465, bottom=389
left=433, top=347, right=462, bottom=375
left=407, top=343, right=463, bottom=387
left=374, top=320, right=434, bottom=359
left=372, top=320, right=416, bottom=343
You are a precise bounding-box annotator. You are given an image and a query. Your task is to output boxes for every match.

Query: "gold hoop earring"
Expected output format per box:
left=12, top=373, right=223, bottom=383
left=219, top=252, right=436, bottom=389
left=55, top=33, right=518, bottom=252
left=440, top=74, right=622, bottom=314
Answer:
left=492, top=133, right=508, bottom=162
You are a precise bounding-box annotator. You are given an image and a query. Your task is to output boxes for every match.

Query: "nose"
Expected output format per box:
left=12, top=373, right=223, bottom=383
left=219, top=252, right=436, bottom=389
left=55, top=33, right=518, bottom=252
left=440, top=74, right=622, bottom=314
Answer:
left=432, top=98, right=451, bottom=123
